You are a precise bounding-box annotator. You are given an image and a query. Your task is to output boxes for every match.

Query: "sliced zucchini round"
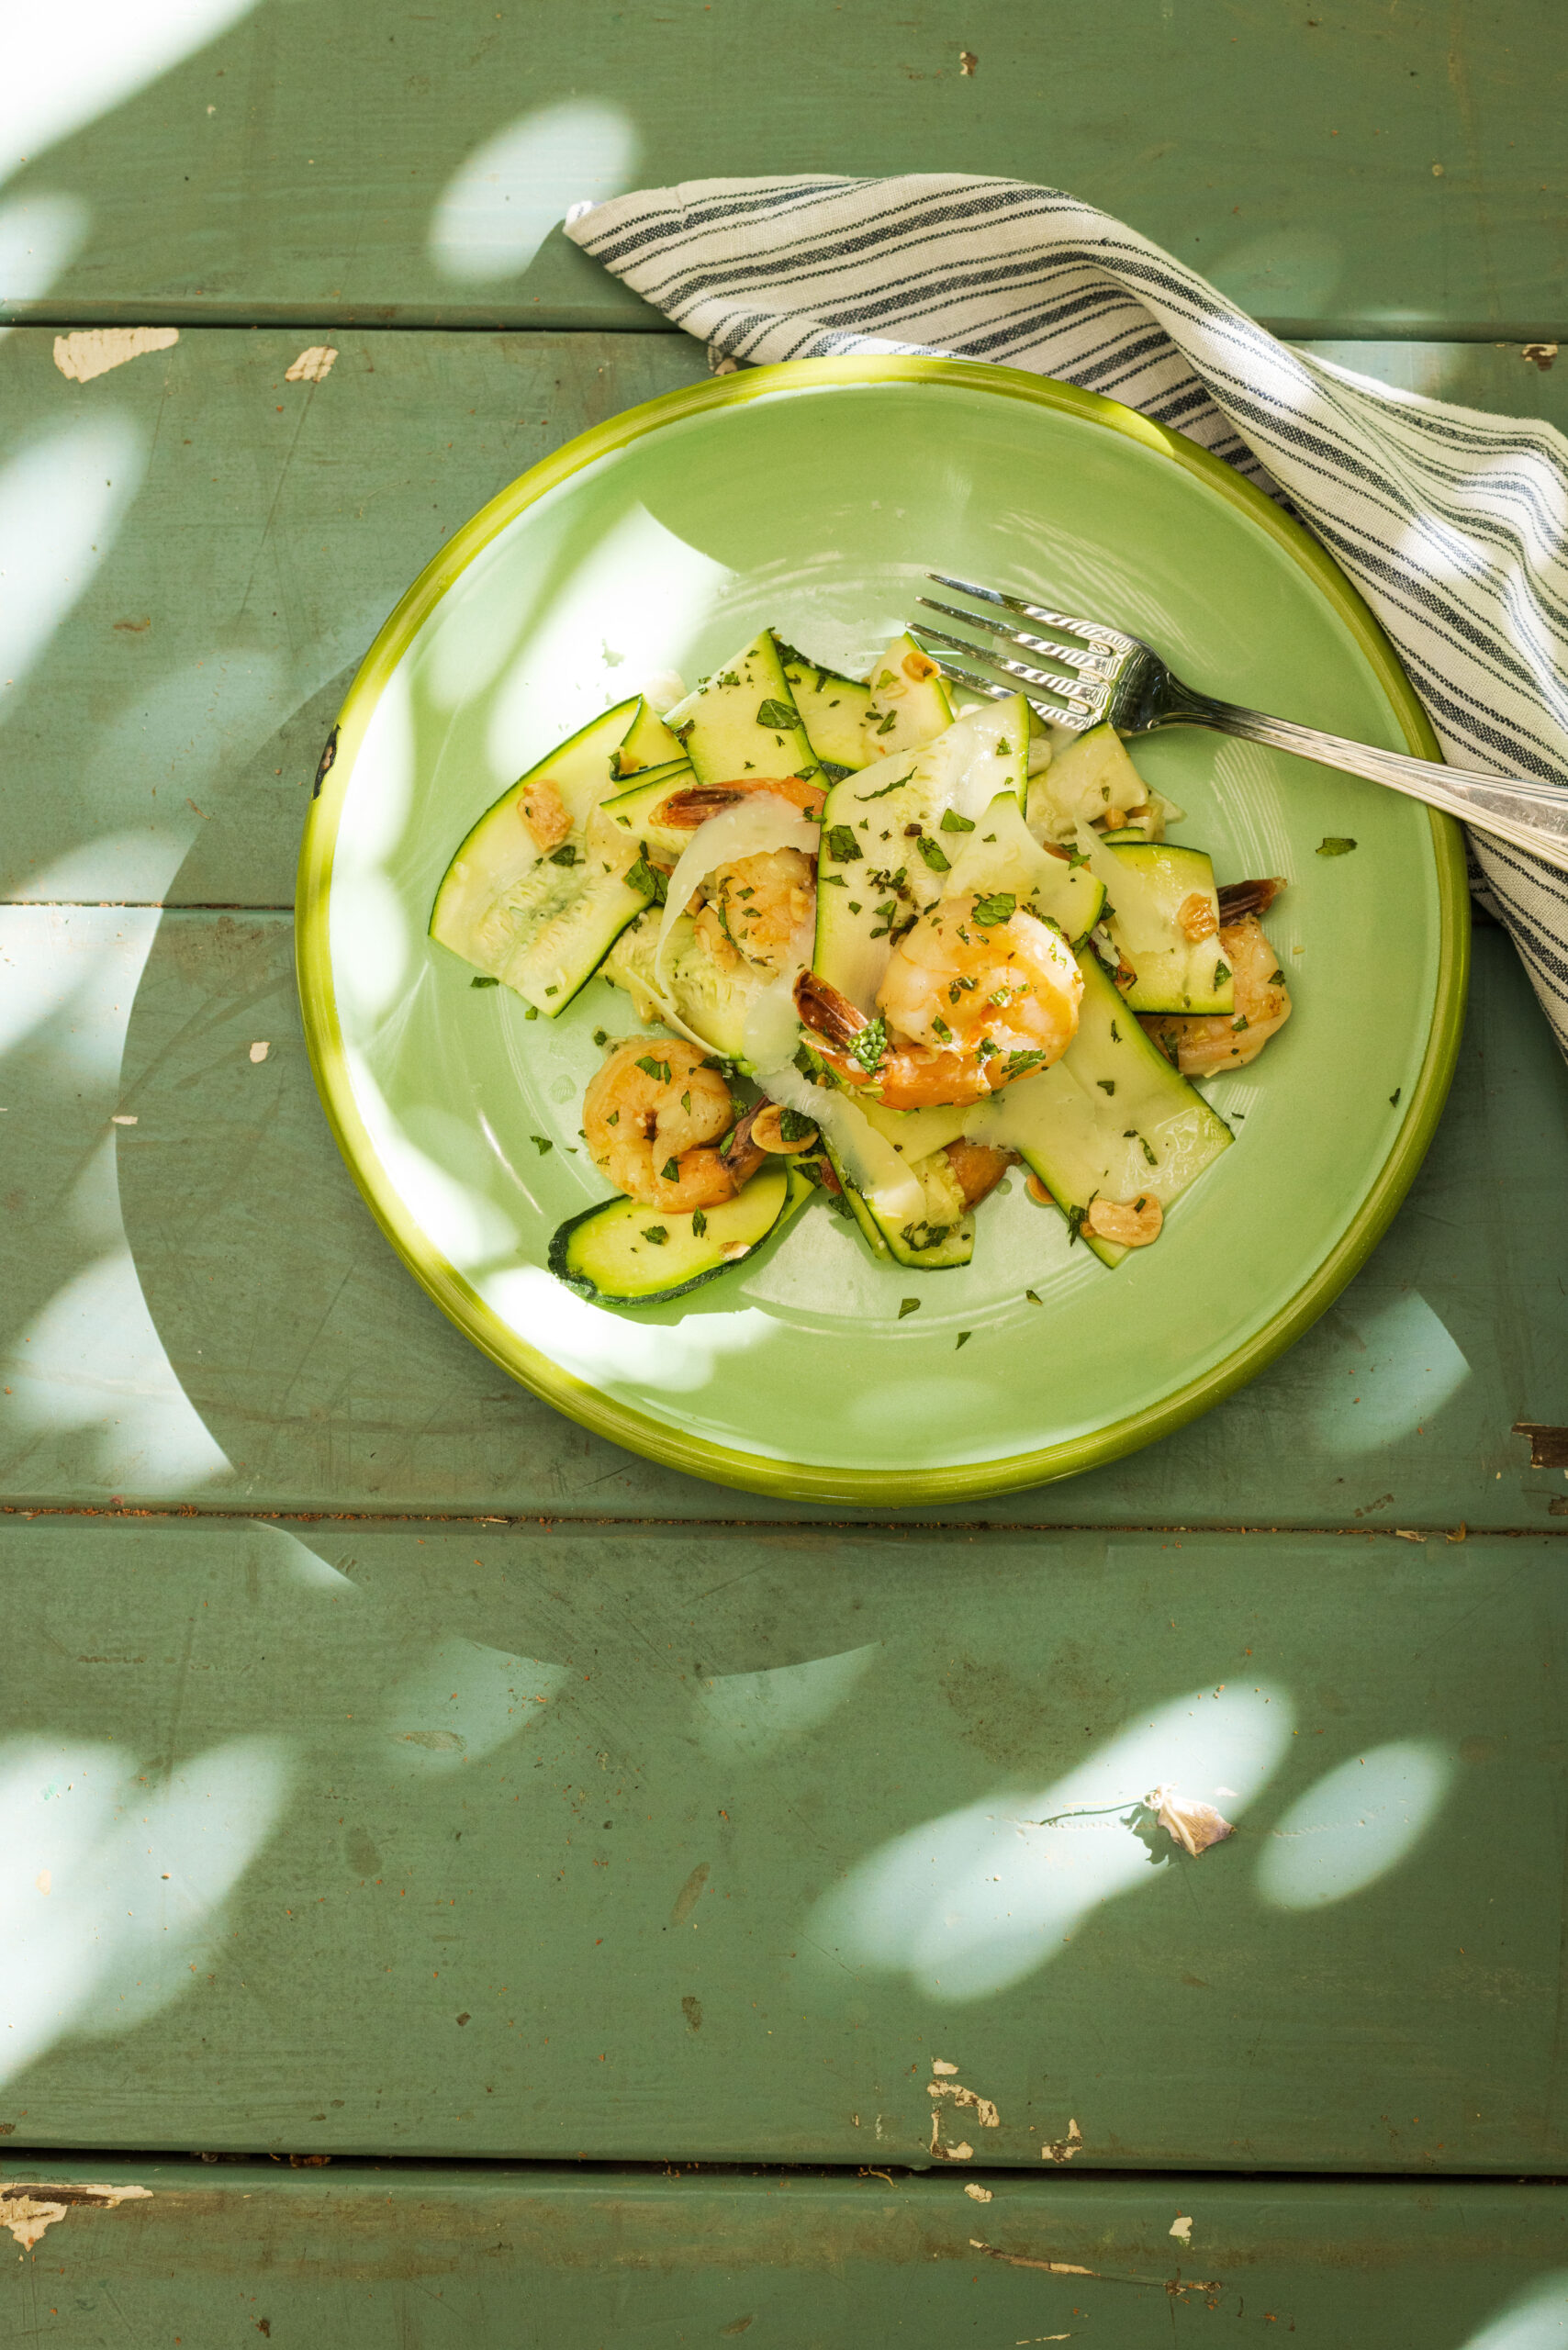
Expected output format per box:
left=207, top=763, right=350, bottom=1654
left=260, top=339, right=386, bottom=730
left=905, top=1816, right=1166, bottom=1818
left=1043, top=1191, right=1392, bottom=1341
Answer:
left=549, top=1165, right=794, bottom=1306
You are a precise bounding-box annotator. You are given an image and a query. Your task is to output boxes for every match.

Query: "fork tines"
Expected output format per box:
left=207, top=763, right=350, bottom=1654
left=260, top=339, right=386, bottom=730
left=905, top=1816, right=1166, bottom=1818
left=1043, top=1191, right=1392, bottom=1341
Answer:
left=913, top=573, right=1126, bottom=728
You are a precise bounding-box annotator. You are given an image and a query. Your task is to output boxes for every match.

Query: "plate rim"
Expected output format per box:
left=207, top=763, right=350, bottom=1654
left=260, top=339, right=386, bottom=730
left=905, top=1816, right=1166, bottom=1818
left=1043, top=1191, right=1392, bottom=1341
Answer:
left=296, top=353, right=1470, bottom=1505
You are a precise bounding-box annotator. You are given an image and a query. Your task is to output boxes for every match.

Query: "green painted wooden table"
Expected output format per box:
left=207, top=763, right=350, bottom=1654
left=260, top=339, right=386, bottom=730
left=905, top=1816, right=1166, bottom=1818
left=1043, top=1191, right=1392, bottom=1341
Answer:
left=3, top=5, right=1567, bottom=2340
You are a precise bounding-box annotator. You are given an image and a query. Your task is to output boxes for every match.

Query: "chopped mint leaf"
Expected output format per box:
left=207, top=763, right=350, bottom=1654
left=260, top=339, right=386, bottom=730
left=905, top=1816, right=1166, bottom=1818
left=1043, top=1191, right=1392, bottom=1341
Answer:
left=1317, top=835, right=1358, bottom=856
left=524, top=1006, right=539, bottom=1020
left=470, top=974, right=500, bottom=989
left=641, top=1225, right=668, bottom=1245
left=1096, top=1078, right=1115, bottom=1094
left=592, top=1028, right=609, bottom=1047
left=691, top=1208, right=708, bottom=1237
left=1140, top=1136, right=1158, bottom=1166
left=635, top=1054, right=672, bottom=1082
left=931, top=1013, right=952, bottom=1043
left=824, top=824, right=863, bottom=863
left=756, top=698, right=796, bottom=731
left=916, top=835, right=951, bottom=873
left=939, top=809, right=976, bottom=833
left=874, top=709, right=899, bottom=735
left=898, top=1297, right=921, bottom=1318
left=955, top=1331, right=971, bottom=1349
left=1214, top=960, right=1232, bottom=983
left=857, top=769, right=912, bottom=800
left=972, top=890, right=1016, bottom=926
left=1390, top=1086, right=1402, bottom=1106
left=1025, top=1289, right=1043, bottom=1305
left=661, top=1156, right=680, bottom=1181
left=779, top=1105, right=816, bottom=1142
left=529, top=1135, right=553, bottom=1155
left=548, top=844, right=581, bottom=867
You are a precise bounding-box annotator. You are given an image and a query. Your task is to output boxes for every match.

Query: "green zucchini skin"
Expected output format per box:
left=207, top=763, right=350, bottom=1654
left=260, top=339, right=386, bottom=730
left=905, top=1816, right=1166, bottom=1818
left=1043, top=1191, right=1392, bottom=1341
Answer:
left=817, top=1140, right=975, bottom=1270
left=664, top=632, right=817, bottom=787
left=970, top=943, right=1233, bottom=1268
left=1099, top=841, right=1233, bottom=1015
left=776, top=639, right=874, bottom=772
left=548, top=1165, right=810, bottom=1307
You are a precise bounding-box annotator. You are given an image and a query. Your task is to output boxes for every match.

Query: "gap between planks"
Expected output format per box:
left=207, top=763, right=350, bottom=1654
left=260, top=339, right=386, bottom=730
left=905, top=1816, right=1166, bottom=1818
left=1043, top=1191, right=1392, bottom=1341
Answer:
left=0, top=1505, right=1556, bottom=1542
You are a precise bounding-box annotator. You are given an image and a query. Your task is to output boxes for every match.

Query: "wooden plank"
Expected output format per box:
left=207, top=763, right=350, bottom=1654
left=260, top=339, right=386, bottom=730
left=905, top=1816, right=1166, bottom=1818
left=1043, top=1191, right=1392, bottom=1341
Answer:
left=1, top=4, right=1564, bottom=338
left=0, top=330, right=709, bottom=912
left=5, top=329, right=1568, bottom=912
left=0, top=1517, right=1562, bottom=2170
left=3, top=907, right=1565, bottom=1528
left=7, top=2162, right=1568, bottom=2348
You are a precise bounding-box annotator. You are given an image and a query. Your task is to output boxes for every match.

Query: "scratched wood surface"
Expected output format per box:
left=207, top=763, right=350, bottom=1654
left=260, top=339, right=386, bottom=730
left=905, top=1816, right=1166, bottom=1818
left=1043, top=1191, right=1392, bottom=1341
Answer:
left=0, top=1517, right=1561, bottom=2173
left=3, top=910, right=1564, bottom=1526
left=7, top=2165, right=1568, bottom=2349
left=5, top=328, right=1568, bottom=912
left=2, top=3, right=1563, bottom=338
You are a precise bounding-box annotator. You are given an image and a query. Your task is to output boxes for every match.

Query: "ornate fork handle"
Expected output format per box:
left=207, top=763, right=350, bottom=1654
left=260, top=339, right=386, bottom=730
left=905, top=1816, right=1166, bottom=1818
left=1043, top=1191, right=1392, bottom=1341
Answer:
left=1182, top=695, right=1568, bottom=878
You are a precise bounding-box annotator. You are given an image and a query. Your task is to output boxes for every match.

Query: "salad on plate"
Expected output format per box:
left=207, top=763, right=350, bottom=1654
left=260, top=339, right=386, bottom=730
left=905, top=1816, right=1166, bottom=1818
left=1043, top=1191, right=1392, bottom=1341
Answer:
left=429, top=624, right=1293, bottom=1305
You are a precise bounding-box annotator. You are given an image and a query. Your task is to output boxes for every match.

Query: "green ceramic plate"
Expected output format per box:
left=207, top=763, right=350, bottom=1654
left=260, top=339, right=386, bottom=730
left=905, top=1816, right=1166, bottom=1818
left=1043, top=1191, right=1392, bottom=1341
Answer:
left=297, top=357, right=1467, bottom=1505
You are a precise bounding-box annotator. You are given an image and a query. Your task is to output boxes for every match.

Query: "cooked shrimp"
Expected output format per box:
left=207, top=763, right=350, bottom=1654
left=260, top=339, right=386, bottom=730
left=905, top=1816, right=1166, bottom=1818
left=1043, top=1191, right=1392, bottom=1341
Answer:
left=660, top=776, right=826, bottom=825
left=692, top=845, right=816, bottom=976
left=941, top=1139, right=1019, bottom=1208
left=582, top=1038, right=743, bottom=1211
left=1141, top=912, right=1292, bottom=1075
left=797, top=895, right=1082, bottom=1110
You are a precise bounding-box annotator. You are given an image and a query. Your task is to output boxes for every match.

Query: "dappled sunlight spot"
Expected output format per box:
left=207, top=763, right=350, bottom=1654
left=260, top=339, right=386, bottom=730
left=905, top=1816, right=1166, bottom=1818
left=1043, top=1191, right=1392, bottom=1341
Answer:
left=1256, top=1740, right=1456, bottom=1911
left=1, top=0, right=262, bottom=173
left=0, top=191, right=88, bottom=334
left=1454, top=2273, right=1568, bottom=2350
left=0, top=416, right=147, bottom=721
left=485, top=1262, right=779, bottom=1397
left=484, top=505, right=730, bottom=789
left=0, top=1734, right=289, bottom=2083
left=1312, top=1291, right=1470, bottom=1453
left=18, top=824, right=196, bottom=907
left=330, top=666, right=415, bottom=1024
left=429, top=101, right=638, bottom=285
left=4, top=1245, right=230, bottom=1490
left=811, top=1683, right=1294, bottom=2004
left=381, top=1636, right=567, bottom=1776
left=694, top=1645, right=880, bottom=1763
left=350, top=1068, right=518, bottom=1273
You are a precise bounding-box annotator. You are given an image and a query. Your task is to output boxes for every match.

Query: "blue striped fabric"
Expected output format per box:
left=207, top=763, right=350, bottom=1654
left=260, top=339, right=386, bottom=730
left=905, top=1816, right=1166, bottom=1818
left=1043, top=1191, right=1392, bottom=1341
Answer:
left=567, top=174, right=1568, bottom=1054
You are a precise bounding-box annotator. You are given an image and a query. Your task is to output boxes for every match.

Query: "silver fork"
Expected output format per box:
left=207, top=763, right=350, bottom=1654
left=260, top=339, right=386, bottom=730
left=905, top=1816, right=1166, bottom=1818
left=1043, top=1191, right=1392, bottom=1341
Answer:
left=914, top=573, right=1568, bottom=878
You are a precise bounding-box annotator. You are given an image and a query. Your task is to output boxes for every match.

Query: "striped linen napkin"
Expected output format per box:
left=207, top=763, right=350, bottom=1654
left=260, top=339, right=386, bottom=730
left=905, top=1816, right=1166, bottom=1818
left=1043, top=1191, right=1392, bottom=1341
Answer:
left=566, top=174, right=1568, bottom=1056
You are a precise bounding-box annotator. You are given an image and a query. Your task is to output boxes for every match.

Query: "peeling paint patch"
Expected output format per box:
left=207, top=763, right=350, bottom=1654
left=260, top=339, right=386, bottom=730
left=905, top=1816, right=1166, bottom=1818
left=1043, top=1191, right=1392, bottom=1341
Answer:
left=0, top=2183, right=151, bottom=2249
left=929, top=2070, right=999, bottom=2160
left=285, top=345, right=338, bottom=384
left=53, top=329, right=178, bottom=384
left=932, top=2057, right=959, bottom=2076
left=964, top=2182, right=992, bottom=2202
left=1170, top=2214, right=1193, bottom=2244
left=1516, top=1421, right=1568, bottom=1467
left=1041, top=2118, right=1082, bottom=2165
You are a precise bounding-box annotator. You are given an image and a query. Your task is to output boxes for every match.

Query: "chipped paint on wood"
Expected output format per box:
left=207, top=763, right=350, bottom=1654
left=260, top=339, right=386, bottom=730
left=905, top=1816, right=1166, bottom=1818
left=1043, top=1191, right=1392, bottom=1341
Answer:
left=1170, top=2214, right=1193, bottom=2244
left=1515, top=1422, right=1568, bottom=1467
left=53, top=329, right=178, bottom=383
left=1041, top=2120, right=1083, bottom=2165
left=0, top=2183, right=151, bottom=2249
left=963, top=2182, right=992, bottom=2202
left=928, top=2065, right=999, bottom=2159
left=285, top=346, right=338, bottom=383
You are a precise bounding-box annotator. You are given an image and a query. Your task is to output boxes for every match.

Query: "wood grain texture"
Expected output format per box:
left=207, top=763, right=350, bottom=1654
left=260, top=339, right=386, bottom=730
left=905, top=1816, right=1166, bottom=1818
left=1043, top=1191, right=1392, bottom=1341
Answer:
left=5, top=327, right=1568, bottom=915
left=2, top=909, right=1564, bottom=1526
left=0, top=330, right=708, bottom=909
left=0, top=1518, right=1562, bottom=2171
left=1, top=2, right=1563, bottom=337
left=7, top=2163, right=1568, bottom=2348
